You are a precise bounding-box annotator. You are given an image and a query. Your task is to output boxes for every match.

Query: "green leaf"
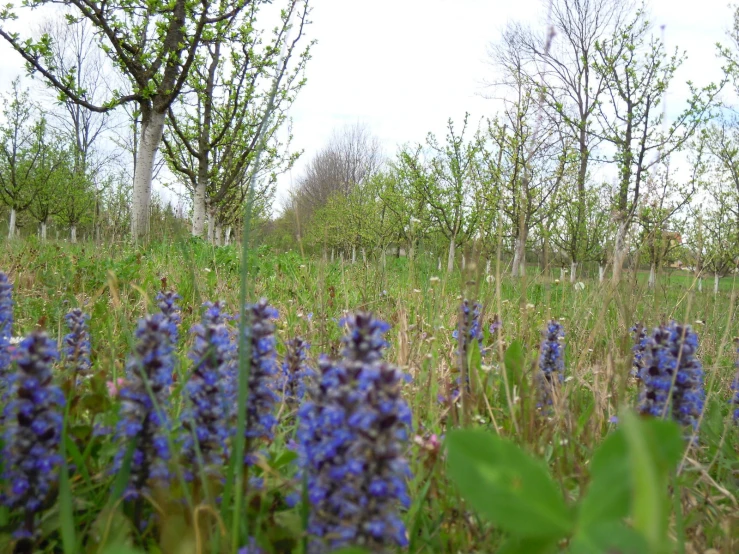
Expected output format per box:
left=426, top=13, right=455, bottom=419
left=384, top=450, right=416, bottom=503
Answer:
left=569, top=522, right=649, bottom=554
left=87, top=504, right=134, bottom=554
left=59, top=426, right=76, bottom=554
left=501, top=340, right=525, bottom=403
left=621, top=412, right=683, bottom=554
left=100, top=547, right=146, bottom=554
left=497, top=536, right=559, bottom=554
left=577, top=429, right=630, bottom=528
left=331, top=548, right=370, bottom=554
left=446, top=429, right=573, bottom=539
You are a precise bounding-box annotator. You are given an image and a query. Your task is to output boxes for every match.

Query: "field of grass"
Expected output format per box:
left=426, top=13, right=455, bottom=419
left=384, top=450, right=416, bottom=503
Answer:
left=0, top=237, right=737, bottom=553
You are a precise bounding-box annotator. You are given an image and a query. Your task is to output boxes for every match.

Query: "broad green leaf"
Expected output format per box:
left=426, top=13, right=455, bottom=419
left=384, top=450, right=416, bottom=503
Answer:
left=570, top=522, right=649, bottom=554
left=501, top=340, right=525, bottom=403
left=446, top=429, right=573, bottom=539
left=621, top=412, right=683, bottom=554
left=497, top=536, right=559, bottom=554
left=87, top=504, right=134, bottom=554
left=577, top=429, right=630, bottom=527
left=100, top=547, right=146, bottom=554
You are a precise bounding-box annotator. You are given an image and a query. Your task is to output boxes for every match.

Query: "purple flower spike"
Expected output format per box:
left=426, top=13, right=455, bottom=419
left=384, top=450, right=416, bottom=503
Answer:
left=113, top=314, right=174, bottom=498
left=0, top=271, right=13, bottom=398
left=156, top=290, right=182, bottom=345
left=1, top=331, right=64, bottom=540
left=630, top=323, right=648, bottom=380
left=63, top=308, right=92, bottom=379
left=182, top=301, right=234, bottom=481
left=638, top=321, right=705, bottom=434
left=242, top=299, right=280, bottom=464
left=282, top=337, right=314, bottom=406
left=537, top=320, right=565, bottom=408
left=297, top=312, right=412, bottom=553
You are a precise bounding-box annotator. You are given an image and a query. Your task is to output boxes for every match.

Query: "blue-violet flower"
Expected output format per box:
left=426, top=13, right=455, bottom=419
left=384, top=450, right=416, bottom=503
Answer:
left=297, top=312, right=412, bottom=552
left=638, top=321, right=705, bottom=432
left=113, top=314, right=174, bottom=498
left=1, top=331, right=64, bottom=539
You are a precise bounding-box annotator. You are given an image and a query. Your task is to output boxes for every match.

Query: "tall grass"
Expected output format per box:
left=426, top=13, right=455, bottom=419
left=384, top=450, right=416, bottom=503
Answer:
left=0, top=237, right=737, bottom=552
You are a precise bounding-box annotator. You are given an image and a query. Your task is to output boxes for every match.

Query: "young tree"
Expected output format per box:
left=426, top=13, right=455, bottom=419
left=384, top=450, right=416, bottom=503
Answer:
left=592, top=5, right=721, bottom=283
left=0, top=0, right=259, bottom=239
left=162, top=0, right=311, bottom=240
left=506, top=0, right=630, bottom=281
left=0, top=79, right=47, bottom=238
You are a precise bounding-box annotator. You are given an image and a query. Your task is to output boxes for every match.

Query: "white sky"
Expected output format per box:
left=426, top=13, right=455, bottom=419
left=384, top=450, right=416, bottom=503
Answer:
left=0, top=0, right=734, bottom=213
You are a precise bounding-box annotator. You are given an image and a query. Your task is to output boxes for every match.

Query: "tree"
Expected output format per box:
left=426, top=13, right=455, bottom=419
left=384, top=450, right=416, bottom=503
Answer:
left=293, top=123, right=383, bottom=222
left=27, top=129, right=72, bottom=240
left=0, top=0, right=258, bottom=239
left=162, top=0, right=311, bottom=240
left=508, top=0, right=630, bottom=281
left=592, top=5, right=721, bottom=283
left=0, top=79, right=48, bottom=238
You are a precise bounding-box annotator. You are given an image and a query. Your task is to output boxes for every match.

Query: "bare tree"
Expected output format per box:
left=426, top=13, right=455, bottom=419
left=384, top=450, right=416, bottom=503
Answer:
left=293, top=122, right=383, bottom=221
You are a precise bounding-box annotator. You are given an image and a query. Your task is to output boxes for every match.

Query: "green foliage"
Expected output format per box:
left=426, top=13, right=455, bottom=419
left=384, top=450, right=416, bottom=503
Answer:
left=446, top=416, right=687, bottom=554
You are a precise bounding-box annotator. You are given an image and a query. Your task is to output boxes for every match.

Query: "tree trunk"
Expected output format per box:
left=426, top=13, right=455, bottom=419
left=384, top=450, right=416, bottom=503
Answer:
left=698, top=277, right=702, bottom=292
left=447, top=238, right=456, bottom=273
left=70, top=225, right=77, bottom=243
left=224, top=226, right=232, bottom=245
left=331, top=249, right=334, bottom=263
left=207, top=208, right=215, bottom=244
left=192, top=178, right=207, bottom=237
left=40, top=222, right=47, bottom=241
left=214, top=224, right=222, bottom=246
left=648, top=263, right=656, bottom=289
left=485, top=259, right=491, bottom=275
left=8, top=208, right=16, bottom=239
left=599, top=265, right=605, bottom=283
left=362, top=247, right=367, bottom=264
left=437, top=257, right=441, bottom=271
left=512, top=235, right=526, bottom=277
left=612, top=220, right=628, bottom=284
left=714, top=273, right=719, bottom=295
left=461, top=254, right=466, bottom=271
left=352, top=244, right=356, bottom=264
left=132, top=109, right=166, bottom=240
left=570, top=262, right=577, bottom=284
left=560, top=268, right=566, bottom=281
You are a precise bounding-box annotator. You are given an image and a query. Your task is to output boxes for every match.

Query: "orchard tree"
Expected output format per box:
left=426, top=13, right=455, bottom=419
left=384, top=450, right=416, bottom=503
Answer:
left=162, top=0, right=311, bottom=240
left=592, top=5, right=721, bottom=283
left=0, top=79, right=48, bottom=238
left=505, top=0, right=630, bottom=281
left=0, top=0, right=263, bottom=239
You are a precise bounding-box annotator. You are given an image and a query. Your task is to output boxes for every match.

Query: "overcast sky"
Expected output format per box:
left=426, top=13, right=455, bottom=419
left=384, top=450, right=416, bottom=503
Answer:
left=0, top=0, right=734, bottom=212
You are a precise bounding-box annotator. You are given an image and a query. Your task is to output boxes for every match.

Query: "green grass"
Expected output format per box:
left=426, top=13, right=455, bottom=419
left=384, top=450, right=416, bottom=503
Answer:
left=0, top=236, right=737, bottom=553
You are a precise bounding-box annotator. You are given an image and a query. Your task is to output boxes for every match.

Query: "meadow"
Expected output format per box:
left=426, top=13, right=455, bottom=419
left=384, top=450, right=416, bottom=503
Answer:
left=0, top=237, right=737, bottom=554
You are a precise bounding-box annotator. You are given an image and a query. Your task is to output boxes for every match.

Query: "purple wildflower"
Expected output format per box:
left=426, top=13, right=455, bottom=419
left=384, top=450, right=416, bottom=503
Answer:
left=113, top=314, right=173, bottom=498
left=1, top=331, right=64, bottom=540
left=0, top=271, right=13, bottom=397
left=630, top=323, right=648, bottom=379
left=638, top=321, right=705, bottom=432
left=181, top=302, right=233, bottom=481
left=282, top=337, right=313, bottom=406
left=452, top=299, right=483, bottom=356
left=537, top=320, right=565, bottom=408
left=242, top=299, right=280, bottom=464
left=297, top=312, right=412, bottom=552
left=156, top=290, right=182, bottom=344
left=62, top=308, right=92, bottom=379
